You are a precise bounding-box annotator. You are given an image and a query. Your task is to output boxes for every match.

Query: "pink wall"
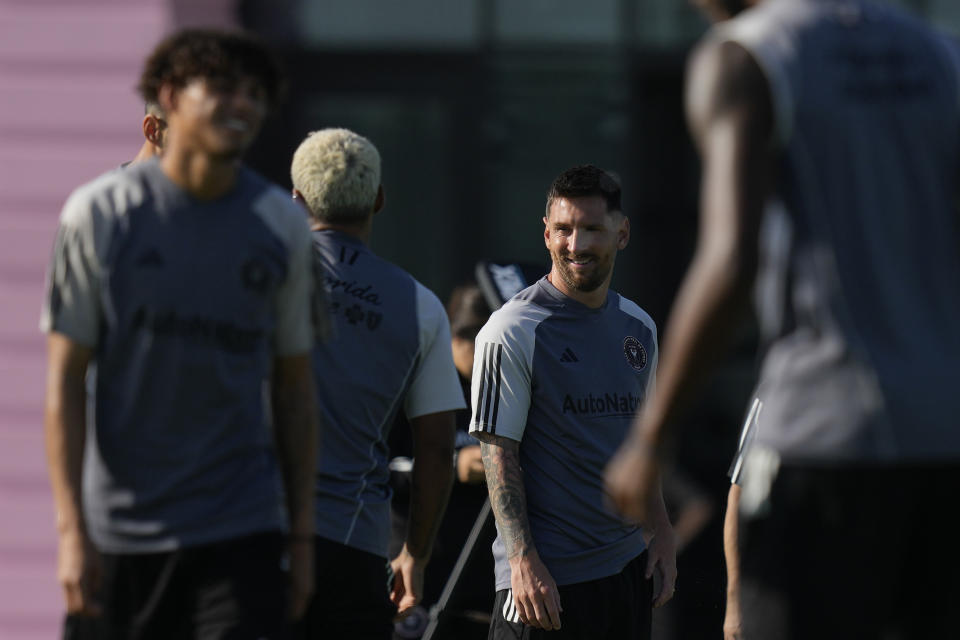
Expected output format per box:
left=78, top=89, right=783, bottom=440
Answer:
left=0, top=1, right=236, bottom=636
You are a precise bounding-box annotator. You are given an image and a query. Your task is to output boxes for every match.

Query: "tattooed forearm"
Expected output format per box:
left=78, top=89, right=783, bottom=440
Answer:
left=481, top=438, right=534, bottom=560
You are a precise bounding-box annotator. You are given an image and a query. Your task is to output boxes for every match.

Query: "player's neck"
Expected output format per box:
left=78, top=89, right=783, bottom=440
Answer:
left=130, top=141, right=160, bottom=166
left=547, top=271, right=610, bottom=309
left=310, top=218, right=372, bottom=244
left=160, top=144, right=240, bottom=201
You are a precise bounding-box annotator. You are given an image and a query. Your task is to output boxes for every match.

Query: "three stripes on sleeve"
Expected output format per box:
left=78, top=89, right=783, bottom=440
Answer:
left=472, top=342, right=502, bottom=434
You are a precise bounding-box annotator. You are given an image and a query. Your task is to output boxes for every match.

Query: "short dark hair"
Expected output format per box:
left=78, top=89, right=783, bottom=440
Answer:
left=144, top=101, right=164, bottom=117
left=446, top=283, right=492, bottom=341
left=138, top=29, right=285, bottom=108
left=545, top=164, right=622, bottom=217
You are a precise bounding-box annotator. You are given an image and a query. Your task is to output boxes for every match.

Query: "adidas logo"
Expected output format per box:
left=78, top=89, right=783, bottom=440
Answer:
left=559, top=347, right=579, bottom=363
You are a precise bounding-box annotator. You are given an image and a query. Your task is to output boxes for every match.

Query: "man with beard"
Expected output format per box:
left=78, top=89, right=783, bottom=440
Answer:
left=604, top=0, right=960, bottom=637
left=469, top=165, right=676, bottom=639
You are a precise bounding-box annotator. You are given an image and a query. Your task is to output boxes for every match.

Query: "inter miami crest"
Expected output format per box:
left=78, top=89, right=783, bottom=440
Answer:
left=623, top=336, right=647, bottom=372
left=241, top=257, right=272, bottom=295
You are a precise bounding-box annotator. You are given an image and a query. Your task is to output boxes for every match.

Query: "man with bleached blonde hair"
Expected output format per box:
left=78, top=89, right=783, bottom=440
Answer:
left=291, top=127, right=382, bottom=223
left=291, top=128, right=463, bottom=639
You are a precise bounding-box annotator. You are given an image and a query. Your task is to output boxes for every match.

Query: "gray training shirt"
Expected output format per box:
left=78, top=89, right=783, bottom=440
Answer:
left=717, top=0, right=960, bottom=462
left=310, top=230, right=465, bottom=558
left=40, top=158, right=314, bottom=553
left=470, top=277, right=658, bottom=589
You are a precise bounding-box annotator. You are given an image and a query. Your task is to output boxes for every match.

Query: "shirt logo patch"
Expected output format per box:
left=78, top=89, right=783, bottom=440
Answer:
left=241, top=257, right=273, bottom=295
left=559, top=347, right=579, bottom=363
left=623, top=336, right=647, bottom=371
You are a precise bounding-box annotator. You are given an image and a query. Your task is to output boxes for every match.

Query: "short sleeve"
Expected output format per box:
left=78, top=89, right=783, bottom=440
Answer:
left=713, top=13, right=795, bottom=146
left=39, top=193, right=102, bottom=346
left=404, top=282, right=466, bottom=418
left=618, top=294, right=659, bottom=401
left=468, top=304, right=541, bottom=442
left=274, top=212, right=315, bottom=356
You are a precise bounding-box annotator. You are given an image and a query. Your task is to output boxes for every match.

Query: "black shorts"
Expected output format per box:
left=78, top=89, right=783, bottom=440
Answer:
left=65, top=530, right=289, bottom=640
left=739, top=464, right=960, bottom=640
left=488, top=551, right=652, bottom=640
left=294, top=536, right=396, bottom=640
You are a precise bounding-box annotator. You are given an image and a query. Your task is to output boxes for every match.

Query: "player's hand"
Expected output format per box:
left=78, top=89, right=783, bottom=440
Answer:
left=57, top=527, right=102, bottom=616
left=645, top=526, right=678, bottom=608
left=509, top=549, right=562, bottom=630
left=604, top=435, right=660, bottom=523
left=456, top=446, right=485, bottom=485
left=287, top=537, right=314, bottom=620
left=390, top=545, right=426, bottom=619
left=724, top=598, right=743, bottom=640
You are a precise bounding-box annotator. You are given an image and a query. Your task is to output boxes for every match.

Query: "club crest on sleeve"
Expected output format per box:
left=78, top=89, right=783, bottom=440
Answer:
left=623, top=336, right=647, bottom=371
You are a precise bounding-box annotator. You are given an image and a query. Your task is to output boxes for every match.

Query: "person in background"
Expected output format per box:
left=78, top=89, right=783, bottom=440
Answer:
left=722, top=395, right=760, bottom=640
left=446, top=283, right=491, bottom=486
left=471, top=164, right=676, bottom=639
left=389, top=282, right=496, bottom=639
left=291, top=128, right=462, bottom=639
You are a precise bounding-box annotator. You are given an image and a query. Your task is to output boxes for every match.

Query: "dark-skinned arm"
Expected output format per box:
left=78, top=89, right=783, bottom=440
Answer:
left=390, top=410, right=455, bottom=616
left=605, top=38, right=775, bottom=522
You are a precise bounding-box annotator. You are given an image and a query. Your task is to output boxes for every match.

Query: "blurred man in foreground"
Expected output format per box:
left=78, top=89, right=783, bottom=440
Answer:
left=128, top=101, right=166, bottom=165
left=42, top=28, right=317, bottom=638
left=606, top=1, right=960, bottom=637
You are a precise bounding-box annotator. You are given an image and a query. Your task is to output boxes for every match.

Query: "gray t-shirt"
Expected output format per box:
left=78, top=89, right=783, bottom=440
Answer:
left=470, top=277, right=658, bottom=589
left=310, top=230, right=465, bottom=558
left=717, top=0, right=960, bottom=462
left=40, top=159, right=314, bottom=553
